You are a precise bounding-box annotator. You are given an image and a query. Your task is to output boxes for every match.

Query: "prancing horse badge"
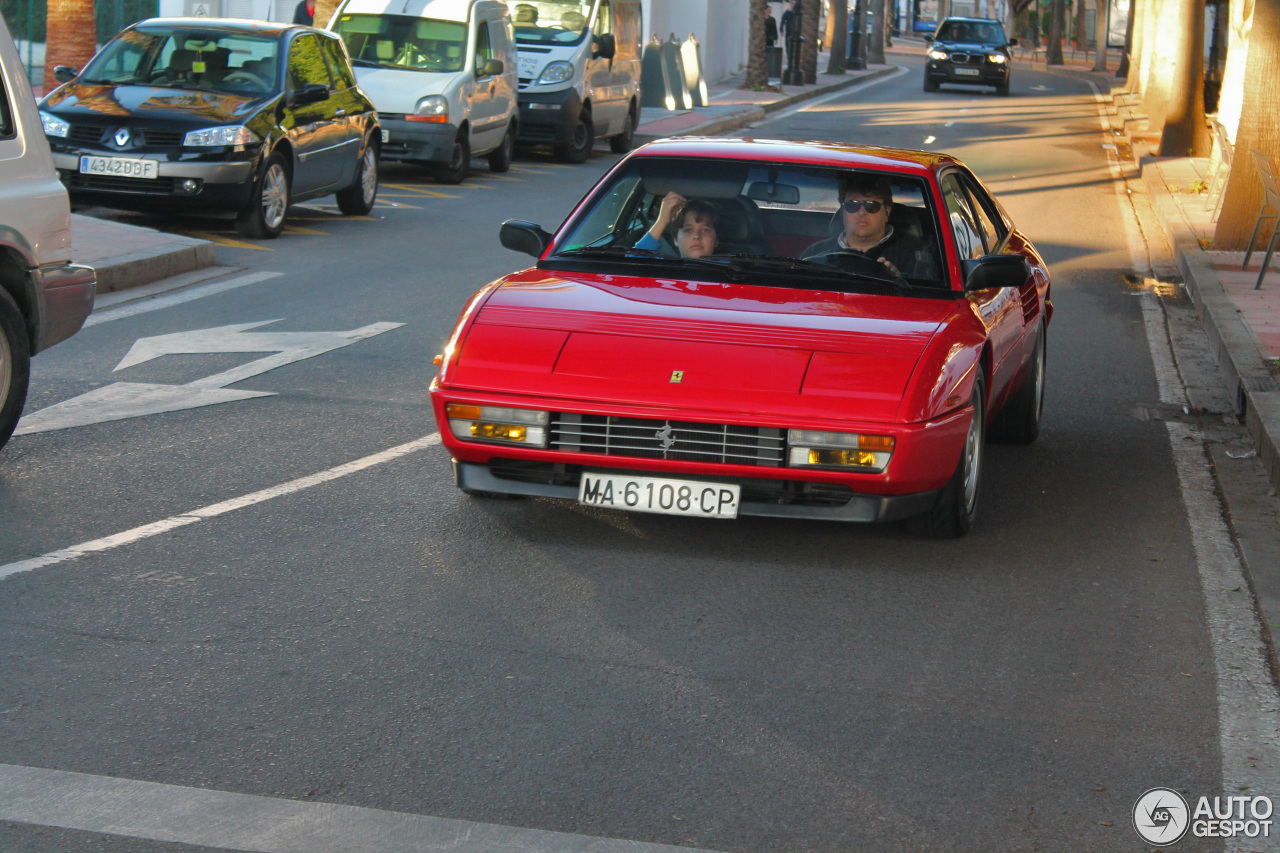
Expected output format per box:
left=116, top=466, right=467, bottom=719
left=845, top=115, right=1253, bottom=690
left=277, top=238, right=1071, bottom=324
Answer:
left=670, top=371, right=684, bottom=383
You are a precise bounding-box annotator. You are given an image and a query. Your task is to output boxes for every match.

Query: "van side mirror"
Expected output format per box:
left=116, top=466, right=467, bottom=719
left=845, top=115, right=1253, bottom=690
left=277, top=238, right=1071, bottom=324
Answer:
left=500, top=220, right=554, bottom=258
left=290, top=83, right=329, bottom=106
left=963, top=254, right=1031, bottom=292
left=1007, top=37, right=1019, bottom=46
left=478, top=58, right=504, bottom=77
left=922, top=35, right=933, bottom=43
left=592, top=33, right=616, bottom=59
left=53, top=65, right=78, bottom=83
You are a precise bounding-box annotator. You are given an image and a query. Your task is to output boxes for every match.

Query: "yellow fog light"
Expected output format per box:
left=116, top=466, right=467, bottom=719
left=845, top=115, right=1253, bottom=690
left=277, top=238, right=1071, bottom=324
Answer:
left=447, top=403, right=549, bottom=447
left=787, top=429, right=895, bottom=471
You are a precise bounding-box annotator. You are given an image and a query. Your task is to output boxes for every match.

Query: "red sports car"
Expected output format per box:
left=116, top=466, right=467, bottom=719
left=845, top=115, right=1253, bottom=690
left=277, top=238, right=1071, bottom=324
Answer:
left=430, top=138, right=1051, bottom=537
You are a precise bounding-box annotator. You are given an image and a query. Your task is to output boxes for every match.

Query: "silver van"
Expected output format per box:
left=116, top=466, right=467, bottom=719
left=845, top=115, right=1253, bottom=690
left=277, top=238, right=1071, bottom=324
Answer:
left=328, top=0, right=518, bottom=184
left=511, top=0, right=642, bottom=162
left=0, top=14, right=95, bottom=450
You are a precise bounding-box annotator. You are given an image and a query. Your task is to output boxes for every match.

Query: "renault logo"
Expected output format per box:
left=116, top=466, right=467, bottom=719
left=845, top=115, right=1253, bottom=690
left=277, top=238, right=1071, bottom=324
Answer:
left=655, top=423, right=676, bottom=451
left=113, top=127, right=131, bottom=147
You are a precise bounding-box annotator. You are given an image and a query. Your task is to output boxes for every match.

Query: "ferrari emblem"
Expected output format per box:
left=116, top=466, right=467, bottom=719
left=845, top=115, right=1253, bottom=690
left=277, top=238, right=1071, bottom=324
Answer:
left=670, top=370, right=684, bottom=383
left=114, top=127, right=131, bottom=147
left=655, top=423, right=676, bottom=451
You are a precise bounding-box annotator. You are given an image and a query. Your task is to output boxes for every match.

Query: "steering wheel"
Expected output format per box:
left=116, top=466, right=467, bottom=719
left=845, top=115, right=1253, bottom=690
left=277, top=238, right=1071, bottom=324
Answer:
left=805, top=249, right=901, bottom=279
left=222, top=72, right=269, bottom=92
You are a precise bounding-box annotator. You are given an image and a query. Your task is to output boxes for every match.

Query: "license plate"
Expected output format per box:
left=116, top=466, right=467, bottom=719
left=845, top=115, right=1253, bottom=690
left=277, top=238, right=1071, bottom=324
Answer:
left=578, top=472, right=740, bottom=519
left=79, top=155, right=158, bottom=179
left=955, top=68, right=980, bottom=76
left=381, top=128, right=390, bottom=143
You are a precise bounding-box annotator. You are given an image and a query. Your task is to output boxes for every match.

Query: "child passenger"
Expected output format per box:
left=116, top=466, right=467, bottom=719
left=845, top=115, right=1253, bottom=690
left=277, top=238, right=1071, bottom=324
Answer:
left=634, top=192, right=719, bottom=258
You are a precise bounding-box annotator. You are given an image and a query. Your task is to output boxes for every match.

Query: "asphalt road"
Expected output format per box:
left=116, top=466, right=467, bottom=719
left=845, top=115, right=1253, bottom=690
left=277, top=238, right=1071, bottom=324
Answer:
left=0, top=54, right=1267, bottom=852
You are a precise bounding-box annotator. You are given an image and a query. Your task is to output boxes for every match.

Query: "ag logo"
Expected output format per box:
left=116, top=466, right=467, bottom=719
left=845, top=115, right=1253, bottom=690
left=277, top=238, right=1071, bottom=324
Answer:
left=1133, top=787, right=1190, bottom=845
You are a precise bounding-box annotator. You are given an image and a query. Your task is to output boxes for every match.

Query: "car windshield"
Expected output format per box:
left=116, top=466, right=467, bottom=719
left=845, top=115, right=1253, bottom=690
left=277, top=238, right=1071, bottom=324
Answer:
left=78, top=26, right=282, bottom=95
left=935, top=20, right=1006, bottom=44
left=552, top=156, right=948, bottom=292
left=511, top=1, right=592, bottom=46
left=332, top=14, right=466, bottom=72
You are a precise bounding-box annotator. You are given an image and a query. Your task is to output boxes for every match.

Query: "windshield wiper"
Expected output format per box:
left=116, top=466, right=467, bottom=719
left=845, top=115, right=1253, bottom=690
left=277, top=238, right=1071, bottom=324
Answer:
left=553, top=246, right=750, bottom=280
left=721, top=253, right=913, bottom=292
left=349, top=58, right=380, bottom=67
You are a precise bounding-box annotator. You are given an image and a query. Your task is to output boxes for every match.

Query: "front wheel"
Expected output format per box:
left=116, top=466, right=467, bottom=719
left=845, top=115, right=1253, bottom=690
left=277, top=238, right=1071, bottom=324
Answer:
left=923, top=76, right=938, bottom=92
left=434, top=131, right=470, bottom=184
left=236, top=152, right=290, bottom=239
left=0, top=288, right=32, bottom=451
left=921, top=374, right=985, bottom=538
left=996, top=80, right=1010, bottom=96
left=556, top=109, right=593, bottom=163
left=336, top=136, right=379, bottom=216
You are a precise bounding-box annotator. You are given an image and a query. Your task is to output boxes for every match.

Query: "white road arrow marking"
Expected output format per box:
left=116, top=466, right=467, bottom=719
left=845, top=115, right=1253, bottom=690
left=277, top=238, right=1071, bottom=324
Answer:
left=1030, top=85, right=1053, bottom=91
left=16, top=320, right=404, bottom=435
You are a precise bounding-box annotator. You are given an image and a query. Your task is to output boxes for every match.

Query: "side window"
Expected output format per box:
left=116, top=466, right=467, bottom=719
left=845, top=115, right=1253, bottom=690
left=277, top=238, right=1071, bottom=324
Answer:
left=612, top=2, right=640, bottom=59
left=960, top=173, right=1006, bottom=249
left=0, top=62, right=14, bottom=140
left=320, top=36, right=357, bottom=90
left=941, top=173, right=986, bottom=261
left=288, top=34, right=330, bottom=91
left=594, top=0, right=612, bottom=35
left=474, top=21, right=493, bottom=73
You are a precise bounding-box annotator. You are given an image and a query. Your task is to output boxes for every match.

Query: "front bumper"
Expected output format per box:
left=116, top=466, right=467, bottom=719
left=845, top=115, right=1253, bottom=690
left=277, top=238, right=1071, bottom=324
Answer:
left=925, top=60, right=1009, bottom=86
left=516, top=88, right=582, bottom=146
left=32, top=261, right=95, bottom=354
left=50, top=149, right=258, bottom=210
left=376, top=118, right=458, bottom=164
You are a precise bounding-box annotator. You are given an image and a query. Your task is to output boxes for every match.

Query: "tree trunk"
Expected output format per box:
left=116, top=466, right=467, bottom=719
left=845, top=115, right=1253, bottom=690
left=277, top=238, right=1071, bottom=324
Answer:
left=801, top=0, right=821, bottom=83
left=1092, top=0, right=1110, bottom=72
left=314, top=0, right=340, bottom=29
left=745, top=0, right=771, bottom=88
left=1158, top=0, right=1210, bottom=156
left=827, top=0, right=848, bottom=73
left=1141, top=0, right=1177, bottom=129
left=869, top=0, right=886, bottom=64
left=1214, top=0, right=1280, bottom=250
left=1047, top=0, right=1065, bottom=64
left=43, top=0, right=96, bottom=94
left=1118, top=0, right=1136, bottom=77
left=1137, top=0, right=1162, bottom=94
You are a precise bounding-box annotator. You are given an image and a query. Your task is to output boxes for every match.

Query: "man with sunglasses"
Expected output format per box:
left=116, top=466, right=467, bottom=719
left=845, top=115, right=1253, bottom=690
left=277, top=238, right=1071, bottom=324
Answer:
left=802, top=174, right=937, bottom=280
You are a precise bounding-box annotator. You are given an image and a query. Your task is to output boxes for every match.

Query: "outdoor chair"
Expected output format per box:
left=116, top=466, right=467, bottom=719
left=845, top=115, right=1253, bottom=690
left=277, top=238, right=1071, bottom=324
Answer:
left=1204, top=119, right=1233, bottom=221
left=1243, top=150, right=1280, bottom=290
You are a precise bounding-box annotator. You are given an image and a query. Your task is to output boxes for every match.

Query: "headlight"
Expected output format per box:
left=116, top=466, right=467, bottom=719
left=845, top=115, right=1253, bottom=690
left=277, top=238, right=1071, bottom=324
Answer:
left=988, top=53, right=1008, bottom=64
left=40, top=111, right=70, bottom=138
left=446, top=403, right=549, bottom=447
left=928, top=49, right=948, bottom=61
left=183, top=126, right=258, bottom=147
left=536, top=61, right=575, bottom=85
left=787, top=429, right=895, bottom=472
left=408, top=95, right=448, bottom=123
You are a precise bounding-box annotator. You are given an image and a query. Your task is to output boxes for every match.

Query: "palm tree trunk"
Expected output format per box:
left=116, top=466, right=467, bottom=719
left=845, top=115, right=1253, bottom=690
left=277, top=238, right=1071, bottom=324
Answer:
left=745, top=0, right=771, bottom=88
left=801, top=0, right=821, bottom=83
left=43, top=0, right=96, bottom=93
left=1158, top=0, right=1210, bottom=156
left=827, top=0, right=849, bottom=73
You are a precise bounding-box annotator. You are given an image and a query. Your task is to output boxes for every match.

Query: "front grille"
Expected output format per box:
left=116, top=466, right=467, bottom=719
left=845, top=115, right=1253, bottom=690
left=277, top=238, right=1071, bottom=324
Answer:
left=549, top=414, right=785, bottom=467
left=67, top=124, right=184, bottom=148
left=65, top=173, right=177, bottom=195
left=143, top=129, right=183, bottom=146
left=69, top=123, right=107, bottom=144
left=517, top=123, right=557, bottom=142
left=949, top=53, right=972, bottom=64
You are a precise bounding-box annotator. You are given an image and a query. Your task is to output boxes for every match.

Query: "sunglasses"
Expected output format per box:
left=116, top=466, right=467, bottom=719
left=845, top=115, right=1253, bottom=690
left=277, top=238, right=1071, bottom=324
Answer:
left=841, top=199, right=885, bottom=214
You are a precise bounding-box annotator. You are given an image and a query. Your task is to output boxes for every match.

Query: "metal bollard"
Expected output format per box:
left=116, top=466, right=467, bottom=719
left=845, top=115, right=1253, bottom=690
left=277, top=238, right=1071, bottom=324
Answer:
left=681, top=33, right=709, bottom=107
left=662, top=33, right=692, bottom=110
left=640, top=33, right=675, bottom=109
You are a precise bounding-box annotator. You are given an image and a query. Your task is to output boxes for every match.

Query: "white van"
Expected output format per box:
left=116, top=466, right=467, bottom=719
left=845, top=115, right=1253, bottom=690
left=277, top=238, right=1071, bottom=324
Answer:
left=327, top=0, right=518, bottom=183
left=510, top=0, right=642, bottom=162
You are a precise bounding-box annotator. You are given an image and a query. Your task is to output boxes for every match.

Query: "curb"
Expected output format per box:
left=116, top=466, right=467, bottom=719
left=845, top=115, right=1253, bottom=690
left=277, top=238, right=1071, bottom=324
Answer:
left=1144, top=166, right=1280, bottom=491
left=635, top=65, right=898, bottom=144
left=90, top=240, right=218, bottom=294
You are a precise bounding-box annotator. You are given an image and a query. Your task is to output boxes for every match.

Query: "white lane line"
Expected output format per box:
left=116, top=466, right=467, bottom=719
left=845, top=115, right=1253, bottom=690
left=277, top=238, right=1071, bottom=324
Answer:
left=752, top=65, right=907, bottom=125
left=0, top=763, right=723, bottom=853
left=84, top=271, right=282, bottom=327
left=0, top=433, right=441, bottom=580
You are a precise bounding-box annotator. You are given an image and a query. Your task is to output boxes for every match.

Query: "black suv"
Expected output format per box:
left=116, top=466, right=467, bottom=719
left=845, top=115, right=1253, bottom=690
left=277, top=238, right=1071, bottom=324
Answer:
left=924, top=17, right=1016, bottom=96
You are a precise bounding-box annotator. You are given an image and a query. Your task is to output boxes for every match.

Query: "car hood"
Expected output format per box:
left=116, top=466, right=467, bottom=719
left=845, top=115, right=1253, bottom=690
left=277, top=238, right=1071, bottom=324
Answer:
left=448, top=270, right=957, bottom=423
left=934, top=40, right=1007, bottom=53
left=353, top=67, right=456, bottom=113
left=42, top=83, right=266, bottom=125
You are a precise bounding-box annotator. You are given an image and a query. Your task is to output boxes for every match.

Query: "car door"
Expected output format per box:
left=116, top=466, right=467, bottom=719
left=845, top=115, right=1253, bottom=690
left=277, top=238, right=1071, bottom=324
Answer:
left=586, top=0, right=625, bottom=133
left=467, top=18, right=504, bottom=154
left=318, top=32, right=365, bottom=188
left=284, top=32, right=345, bottom=195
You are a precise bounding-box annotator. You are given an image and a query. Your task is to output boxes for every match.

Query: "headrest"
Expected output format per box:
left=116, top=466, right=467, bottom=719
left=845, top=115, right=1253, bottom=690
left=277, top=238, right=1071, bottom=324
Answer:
left=202, top=47, right=230, bottom=69
left=376, top=40, right=394, bottom=59
left=710, top=200, right=748, bottom=242
left=561, top=11, right=586, bottom=30
left=169, top=49, right=195, bottom=72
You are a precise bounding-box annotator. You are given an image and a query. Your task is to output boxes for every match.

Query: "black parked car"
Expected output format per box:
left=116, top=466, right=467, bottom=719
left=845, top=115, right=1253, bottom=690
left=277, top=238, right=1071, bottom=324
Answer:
left=38, top=18, right=380, bottom=238
left=923, top=17, right=1017, bottom=96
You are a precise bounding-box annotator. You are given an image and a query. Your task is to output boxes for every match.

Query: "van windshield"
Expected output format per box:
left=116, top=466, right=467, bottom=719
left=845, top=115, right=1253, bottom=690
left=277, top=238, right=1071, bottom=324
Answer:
left=511, top=1, right=593, bottom=46
left=332, top=14, right=467, bottom=71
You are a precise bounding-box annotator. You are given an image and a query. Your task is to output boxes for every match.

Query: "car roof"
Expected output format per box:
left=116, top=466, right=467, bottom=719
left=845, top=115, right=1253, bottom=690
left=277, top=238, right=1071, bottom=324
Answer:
left=133, top=17, right=308, bottom=37
left=938, top=16, right=1004, bottom=23
left=629, top=137, right=956, bottom=177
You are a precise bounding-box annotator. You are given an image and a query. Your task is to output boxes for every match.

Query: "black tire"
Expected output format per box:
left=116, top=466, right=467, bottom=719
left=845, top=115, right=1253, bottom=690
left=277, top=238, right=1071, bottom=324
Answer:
left=556, top=108, right=593, bottom=163
left=989, top=322, right=1045, bottom=444
left=336, top=136, right=379, bottom=216
left=487, top=124, right=514, bottom=173
left=923, top=77, right=938, bottom=92
left=608, top=103, right=636, bottom=153
left=236, top=151, right=290, bottom=239
left=434, top=130, right=470, bottom=184
left=922, top=374, right=985, bottom=539
left=0, top=287, right=31, bottom=451
left=996, top=80, right=1010, bottom=96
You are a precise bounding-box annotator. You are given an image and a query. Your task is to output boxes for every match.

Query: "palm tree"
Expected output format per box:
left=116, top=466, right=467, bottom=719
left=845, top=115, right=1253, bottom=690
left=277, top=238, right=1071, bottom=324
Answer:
left=43, top=0, right=96, bottom=93
left=745, top=0, right=770, bottom=88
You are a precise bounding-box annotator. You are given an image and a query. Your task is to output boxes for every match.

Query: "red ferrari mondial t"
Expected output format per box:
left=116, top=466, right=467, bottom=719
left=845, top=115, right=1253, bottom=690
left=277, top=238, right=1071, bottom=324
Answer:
left=430, top=138, right=1051, bottom=537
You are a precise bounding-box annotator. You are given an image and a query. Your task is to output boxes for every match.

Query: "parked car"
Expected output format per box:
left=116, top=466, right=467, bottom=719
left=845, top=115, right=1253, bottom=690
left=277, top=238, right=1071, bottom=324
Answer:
left=924, top=16, right=1016, bottom=96
left=430, top=138, right=1052, bottom=537
left=328, top=0, right=517, bottom=184
left=1, top=13, right=95, bottom=450
left=38, top=18, right=380, bottom=238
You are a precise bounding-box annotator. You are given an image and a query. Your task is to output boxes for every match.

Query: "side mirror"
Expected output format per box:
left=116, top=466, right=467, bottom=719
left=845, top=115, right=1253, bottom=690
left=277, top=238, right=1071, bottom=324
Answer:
left=290, top=83, right=329, bottom=106
left=592, top=33, right=616, bottom=59
left=963, top=254, right=1031, bottom=292
left=500, top=220, right=554, bottom=258
left=1007, top=37, right=1019, bottom=46
left=922, top=35, right=933, bottom=43
left=478, top=58, right=504, bottom=77
left=53, top=65, right=78, bottom=83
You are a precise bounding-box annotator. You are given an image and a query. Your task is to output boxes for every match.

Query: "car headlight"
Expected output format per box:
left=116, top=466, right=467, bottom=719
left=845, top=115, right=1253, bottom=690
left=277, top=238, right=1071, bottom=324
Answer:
left=446, top=403, right=549, bottom=447
left=40, top=111, right=70, bottom=138
left=787, top=429, right=894, bottom=472
left=408, top=95, right=448, bottom=123
left=928, top=49, right=948, bottom=61
left=988, top=53, right=1008, bottom=64
left=536, top=60, right=575, bottom=85
left=183, top=125, right=258, bottom=147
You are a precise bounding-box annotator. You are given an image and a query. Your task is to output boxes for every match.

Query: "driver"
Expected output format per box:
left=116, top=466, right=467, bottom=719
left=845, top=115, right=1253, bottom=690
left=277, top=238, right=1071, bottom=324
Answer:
left=634, top=192, right=719, bottom=258
left=801, top=173, right=936, bottom=279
